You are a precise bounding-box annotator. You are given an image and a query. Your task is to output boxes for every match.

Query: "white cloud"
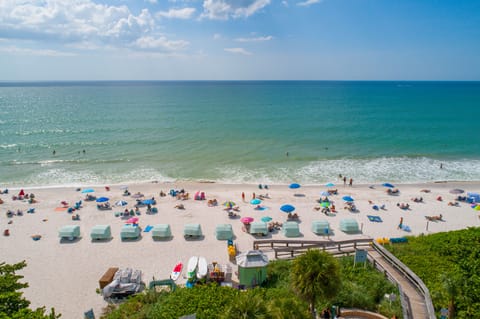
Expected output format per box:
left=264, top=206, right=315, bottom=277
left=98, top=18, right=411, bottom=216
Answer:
left=0, top=0, right=188, bottom=52
left=0, top=45, right=76, bottom=57
left=297, top=0, right=321, bottom=7
left=156, top=7, right=196, bottom=19
left=146, top=0, right=158, bottom=4
left=201, top=0, right=271, bottom=20
left=135, top=36, right=189, bottom=51
left=213, top=33, right=222, bottom=40
left=224, top=47, right=252, bottom=55
left=282, top=1, right=289, bottom=7
left=235, top=35, right=273, bottom=42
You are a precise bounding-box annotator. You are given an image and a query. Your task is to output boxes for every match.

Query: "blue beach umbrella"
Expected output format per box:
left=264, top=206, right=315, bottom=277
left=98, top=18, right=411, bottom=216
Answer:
left=320, top=191, right=330, bottom=197
left=325, top=183, right=335, bottom=187
left=382, top=183, right=395, bottom=188
left=115, top=200, right=128, bottom=207
left=96, top=197, right=109, bottom=203
left=250, top=198, right=262, bottom=205
left=280, top=204, right=295, bottom=213
left=289, top=183, right=301, bottom=189
left=142, top=199, right=155, bottom=205
left=342, top=196, right=354, bottom=202
left=81, top=188, right=94, bottom=193
left=261, top=216, right=272, bottom=222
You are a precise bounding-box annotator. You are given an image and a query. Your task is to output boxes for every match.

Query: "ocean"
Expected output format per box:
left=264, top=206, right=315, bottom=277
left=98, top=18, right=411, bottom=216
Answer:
left=1, top=81, right=480, bottom=187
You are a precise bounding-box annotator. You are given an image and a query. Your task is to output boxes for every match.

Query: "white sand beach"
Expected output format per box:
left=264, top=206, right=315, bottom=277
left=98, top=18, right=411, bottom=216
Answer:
left=1, top=181, right=479, bottom=318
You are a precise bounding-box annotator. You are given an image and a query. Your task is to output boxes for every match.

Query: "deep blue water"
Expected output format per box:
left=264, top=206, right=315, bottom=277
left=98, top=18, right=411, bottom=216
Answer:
left=1, top=81, right=479, bottom=187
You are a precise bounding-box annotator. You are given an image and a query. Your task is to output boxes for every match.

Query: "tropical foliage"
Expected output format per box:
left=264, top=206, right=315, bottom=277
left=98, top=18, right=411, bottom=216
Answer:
left=0, top=261, right=60, bottom=319
left=386, top=227, right=480, bottom=318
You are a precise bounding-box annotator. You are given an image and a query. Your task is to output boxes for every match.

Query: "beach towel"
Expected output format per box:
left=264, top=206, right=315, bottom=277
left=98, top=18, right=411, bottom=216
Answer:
left=55, top=207, right=68, bottom=212
left=143, top=225, right=153, bottom=232
left=367, top=215, right=382, bottom=222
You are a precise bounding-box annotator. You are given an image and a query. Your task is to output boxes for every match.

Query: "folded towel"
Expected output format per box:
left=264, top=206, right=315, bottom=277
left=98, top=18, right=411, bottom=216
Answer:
left=144, top=225, right=153, bottom=232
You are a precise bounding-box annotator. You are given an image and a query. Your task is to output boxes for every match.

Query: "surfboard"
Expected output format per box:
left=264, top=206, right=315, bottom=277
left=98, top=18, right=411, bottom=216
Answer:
left=187, top=256, right=198, bottom=279
left=170, top=262, right=183, bottom=281
left=196, top=256, right=208, bottom=279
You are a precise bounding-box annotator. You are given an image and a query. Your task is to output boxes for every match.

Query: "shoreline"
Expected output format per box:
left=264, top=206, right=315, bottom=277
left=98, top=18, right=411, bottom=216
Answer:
left=2, top=180, right=479, bottom=318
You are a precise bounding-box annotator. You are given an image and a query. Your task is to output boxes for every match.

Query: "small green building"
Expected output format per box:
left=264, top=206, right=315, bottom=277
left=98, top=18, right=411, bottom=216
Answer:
left=236, top=250, right=268, bottom=288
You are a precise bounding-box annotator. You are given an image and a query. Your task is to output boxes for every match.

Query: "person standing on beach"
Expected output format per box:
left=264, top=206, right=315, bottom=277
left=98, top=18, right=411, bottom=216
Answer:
left=252, top=192, right=256, bottom=199
left=349, top=178, right=353, bottom=187
left=241, top=192, right=245, bottom=202
left=343, top=176, right=347, bottom=186
left=398, top=217, right=403, bottom=229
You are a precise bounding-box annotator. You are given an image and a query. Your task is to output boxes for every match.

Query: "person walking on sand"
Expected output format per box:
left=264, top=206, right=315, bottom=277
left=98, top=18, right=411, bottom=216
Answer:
left=349, top=178, right=353, bottom=187
left=398, top=217, right=403, bottom=230
left=241, top=192, right=245, bottom=202
left=252, top=192, right=256, bottom=199
left=343, top=176, right=347, bottom=187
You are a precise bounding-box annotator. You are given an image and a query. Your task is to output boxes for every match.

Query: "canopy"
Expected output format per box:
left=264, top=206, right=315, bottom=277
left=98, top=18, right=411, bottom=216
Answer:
left=282, top=221, right=300, bottom=237
left=342, top=196, right=354, bottom=202
left=289, top=183, right=301, bottom=189
left=152, top=224, right=171, bottom=238
left=261, top=216, right=272, bottom=222
left=449, top=189, right=464, bottom=194
left=340, top=219, right=359, bottom=233
left=142, top=199, right=155, bottom=205
left=311, top=220, right=330, bottom=235
left=280, top=204, right=295, bottom=213
left=81, top=188, right=94, bottom=193
left=90, top=225, right=111, bottom=240
left=320, top=191, right=330, bottom=197
left=249, top=222, right=268, bottom=235
left=96, top=197, right=109, bottom=203
left=121, top=224, right=141, bottom=239
left=250, top=199, right=262, bottom=205
left=325, top=183, right=335, bottom=187
left=115, top=200, right=128, bottom=207
left=240, top=217, right=254, bottom=224
left=382, top=183, right=395, bottom=188
left=183, top=223, right=202, bottom=237
left=215, top=224, right=233, bottom=240
left=126, top=217, right=139, bottom=224
left=58, top=225, right=80, bottom=239
left=223, top=201, right=236, bottom=207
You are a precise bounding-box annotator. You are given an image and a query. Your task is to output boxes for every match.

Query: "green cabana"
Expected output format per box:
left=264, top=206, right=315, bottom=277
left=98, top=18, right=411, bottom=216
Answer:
left=183, top=223, right=202, bottom=238
left=90, top=225, right=111, bottom=240
left=340, top=218, right=360, bottom=234
left=152, top=224, right=172, bottom=239
left=58, top=225, right=80, bottom=240
left=311, top=220, right=330, bottom=235
left=215, top=224, right=233, bottom=240
left=121, top=224, right=141, bottom=240
left=236, top=250, right=269, bottom=288
left=249, top=222, right=268, bottom=236
left=282, top=221, right=300, bottom=237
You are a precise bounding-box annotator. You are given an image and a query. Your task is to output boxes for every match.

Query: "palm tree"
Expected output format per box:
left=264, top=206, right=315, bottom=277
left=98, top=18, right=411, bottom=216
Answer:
left=222, top=292, right=268, bottom=319
left=290, top=249, right=341, bottom=319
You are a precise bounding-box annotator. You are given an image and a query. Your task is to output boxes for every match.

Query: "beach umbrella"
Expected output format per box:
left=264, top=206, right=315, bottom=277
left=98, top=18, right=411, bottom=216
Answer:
left=126, top=217, right=139, bottom=224
left=131, top=193, right=144, bottom=198
left=342, top=196, right=354, bottom=202
left=96, top=197, right=109, bottom=203
left=81, top=188, right=94, bottom=193
left=449, top=189, right=464, bottom=194
left=280, top=204, right=295, bottom=213
left=382, top=183, right=395, bottom=188
left=250, top=198, right=262, bottom=205
left=321, top=202, right=330, bottom=208
left=325, top=182, right=335, bottom=187
left=115, top=200, right=128, bottom=206
left=320, top=191, right=330, bottom=197
left=240, top=217, right=254, bottom=224
left=261, top=216, right=272, bottom=222
left=289, top=183, right=301, bottom=189
left=142, top=199, right=155, bottom=205
left=223, top=201, right=236, bottom=207
left=474, top=205, right=480, bottom=211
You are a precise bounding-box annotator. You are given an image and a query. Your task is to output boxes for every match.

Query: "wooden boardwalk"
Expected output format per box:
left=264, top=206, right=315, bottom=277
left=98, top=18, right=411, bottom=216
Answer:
left=253, top=239, right=436, bottom=319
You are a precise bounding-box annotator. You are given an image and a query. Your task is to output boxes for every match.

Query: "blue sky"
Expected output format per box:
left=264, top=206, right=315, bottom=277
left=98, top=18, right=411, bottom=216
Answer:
left=1, top=0, right=479, bottom=80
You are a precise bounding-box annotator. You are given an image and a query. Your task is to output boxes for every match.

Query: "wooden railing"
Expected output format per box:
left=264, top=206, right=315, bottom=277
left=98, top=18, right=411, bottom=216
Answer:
left=371, top=242, right=436, bottom=319
left=252, top=238, right=436, bottom=319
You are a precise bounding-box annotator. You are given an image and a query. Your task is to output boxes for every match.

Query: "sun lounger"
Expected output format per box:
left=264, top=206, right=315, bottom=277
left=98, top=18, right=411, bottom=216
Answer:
left=367, top=215, right=383, bottom=222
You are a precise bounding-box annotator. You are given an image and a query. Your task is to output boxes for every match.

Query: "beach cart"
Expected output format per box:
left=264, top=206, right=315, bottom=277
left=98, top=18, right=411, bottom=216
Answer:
left=58, top=225, right=80, bottom=241
left=311, top=220, right=330, bottom=235
left=90, top=225, right=111, bottom=240
left=249, top=222, right=268, bottom=236
left=183, top=223, right=202, bottom=238
left=282, top=221, right=301, bottom=237
left=120, top=224, right=141, bottom=240
left=215, top=224, right=233, bottom=240
left=340, top=218, right=360, bottom=234
left=152, top=224, right=172, bottom=239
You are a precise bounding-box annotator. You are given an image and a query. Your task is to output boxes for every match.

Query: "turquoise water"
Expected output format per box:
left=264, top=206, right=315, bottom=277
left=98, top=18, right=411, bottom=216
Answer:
left=1, top=81, right=480, bottom=187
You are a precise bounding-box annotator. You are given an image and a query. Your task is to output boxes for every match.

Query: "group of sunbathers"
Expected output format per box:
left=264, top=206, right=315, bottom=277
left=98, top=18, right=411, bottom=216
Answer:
left=411, top=197, right=423, bottom=203
left=386, top=188, right=400, bottom=195
left=397, top=203, right=410, bottom=210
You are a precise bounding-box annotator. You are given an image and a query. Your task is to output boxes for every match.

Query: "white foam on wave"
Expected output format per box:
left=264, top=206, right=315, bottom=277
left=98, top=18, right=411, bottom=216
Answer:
left=215, top=157, right=480, bottom=184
